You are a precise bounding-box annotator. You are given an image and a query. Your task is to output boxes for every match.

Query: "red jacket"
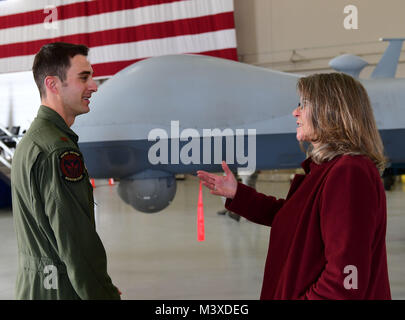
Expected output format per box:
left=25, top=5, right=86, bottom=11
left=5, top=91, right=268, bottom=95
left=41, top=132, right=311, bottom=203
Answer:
left=225, top=155, right=391, bottom=300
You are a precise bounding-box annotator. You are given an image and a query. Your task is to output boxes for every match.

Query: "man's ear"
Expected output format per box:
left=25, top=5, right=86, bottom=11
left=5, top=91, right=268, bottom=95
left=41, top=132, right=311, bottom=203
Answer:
left=44, top=76, right=60, bottom=95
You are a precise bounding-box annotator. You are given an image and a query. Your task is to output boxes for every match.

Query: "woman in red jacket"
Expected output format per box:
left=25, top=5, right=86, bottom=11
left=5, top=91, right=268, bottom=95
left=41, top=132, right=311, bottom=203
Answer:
left=197, top=73, right=391, bottom=300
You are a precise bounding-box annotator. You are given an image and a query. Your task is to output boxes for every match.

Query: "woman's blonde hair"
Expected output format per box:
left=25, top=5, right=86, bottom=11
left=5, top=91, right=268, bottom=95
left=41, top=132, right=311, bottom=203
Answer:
left=297, top=72, right=387, bottom=172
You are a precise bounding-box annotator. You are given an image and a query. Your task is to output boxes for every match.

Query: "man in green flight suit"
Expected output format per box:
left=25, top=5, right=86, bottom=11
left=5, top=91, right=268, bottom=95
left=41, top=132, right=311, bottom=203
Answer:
left=11, top=42, right=121, bottom=299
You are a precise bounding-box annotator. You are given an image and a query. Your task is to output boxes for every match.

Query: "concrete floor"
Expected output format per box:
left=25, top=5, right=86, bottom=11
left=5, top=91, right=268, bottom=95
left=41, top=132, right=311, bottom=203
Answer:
left=0, top=174, right=404, bottom=300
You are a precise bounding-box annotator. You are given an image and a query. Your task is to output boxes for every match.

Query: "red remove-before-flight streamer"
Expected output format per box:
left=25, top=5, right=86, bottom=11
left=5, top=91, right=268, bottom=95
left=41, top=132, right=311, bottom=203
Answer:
left=197, top=180, right=205, bottom=241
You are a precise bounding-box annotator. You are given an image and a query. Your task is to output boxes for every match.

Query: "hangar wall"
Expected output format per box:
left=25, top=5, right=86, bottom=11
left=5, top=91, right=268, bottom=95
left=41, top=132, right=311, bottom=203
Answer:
left=233, top=0, right=405, bottom=77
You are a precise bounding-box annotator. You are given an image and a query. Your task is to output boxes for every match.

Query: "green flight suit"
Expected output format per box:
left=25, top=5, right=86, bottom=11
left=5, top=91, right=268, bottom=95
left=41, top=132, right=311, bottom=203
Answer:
left=11, top=105, right=120, bottom=300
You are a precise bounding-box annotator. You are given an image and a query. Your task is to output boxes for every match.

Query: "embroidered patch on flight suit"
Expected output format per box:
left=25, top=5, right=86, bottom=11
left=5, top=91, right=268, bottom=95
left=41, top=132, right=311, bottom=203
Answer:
left=60, top=151, right=84, bottom=182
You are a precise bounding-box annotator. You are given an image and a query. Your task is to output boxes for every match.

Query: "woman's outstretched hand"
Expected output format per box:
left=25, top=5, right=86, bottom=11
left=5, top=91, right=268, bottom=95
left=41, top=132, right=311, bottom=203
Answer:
left=197, top=161, right=238, bottom=199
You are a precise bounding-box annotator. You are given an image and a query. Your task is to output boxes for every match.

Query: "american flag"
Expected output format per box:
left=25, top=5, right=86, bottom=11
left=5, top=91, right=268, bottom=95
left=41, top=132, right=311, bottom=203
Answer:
left=0, top=0, right=238, bottom=78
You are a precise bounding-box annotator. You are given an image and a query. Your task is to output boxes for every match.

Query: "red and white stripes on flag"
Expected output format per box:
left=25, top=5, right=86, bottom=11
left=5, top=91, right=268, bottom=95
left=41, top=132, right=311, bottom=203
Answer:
left=0, top=0, right=238, bottom=78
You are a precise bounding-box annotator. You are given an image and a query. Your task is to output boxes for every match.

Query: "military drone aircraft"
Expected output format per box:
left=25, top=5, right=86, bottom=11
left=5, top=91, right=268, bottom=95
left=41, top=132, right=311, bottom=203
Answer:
left=72, top=38, right=405, bottom=213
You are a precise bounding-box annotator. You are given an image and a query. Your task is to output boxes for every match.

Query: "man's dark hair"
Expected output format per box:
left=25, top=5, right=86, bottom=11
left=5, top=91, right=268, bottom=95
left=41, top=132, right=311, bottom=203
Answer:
left=32, top=42, right=89, bottom=99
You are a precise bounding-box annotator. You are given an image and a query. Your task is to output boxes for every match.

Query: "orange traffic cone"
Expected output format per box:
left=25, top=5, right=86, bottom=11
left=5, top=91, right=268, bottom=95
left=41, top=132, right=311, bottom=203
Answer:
left=108, top=178, right=115, bottom=186
left=90, top=178, right=96, bottom=188
left=197, top=180, right=205, bottom=241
